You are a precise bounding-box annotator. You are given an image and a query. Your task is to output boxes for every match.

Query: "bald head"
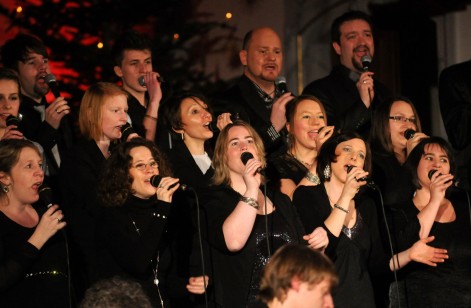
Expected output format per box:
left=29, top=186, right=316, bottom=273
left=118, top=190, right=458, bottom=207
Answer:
left=240, top=27, right=283, bottom=88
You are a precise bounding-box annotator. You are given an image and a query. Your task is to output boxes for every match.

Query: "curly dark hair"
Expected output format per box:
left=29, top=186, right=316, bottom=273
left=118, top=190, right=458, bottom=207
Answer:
left=316, top=131, right=372, bottom=183
left=404, top=136, right=456, bottom=190
left=98, top=138, right=172, bottom=207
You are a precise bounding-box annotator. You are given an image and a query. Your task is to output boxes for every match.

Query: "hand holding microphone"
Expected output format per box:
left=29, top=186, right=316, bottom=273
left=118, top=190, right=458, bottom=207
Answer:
left=44, top=74, right=70, bottom=129
left=150, top=175, right=186, bottom=202
left=357, top=55, right=374, bottom=107
left=2, top=115, right=24, bottom=140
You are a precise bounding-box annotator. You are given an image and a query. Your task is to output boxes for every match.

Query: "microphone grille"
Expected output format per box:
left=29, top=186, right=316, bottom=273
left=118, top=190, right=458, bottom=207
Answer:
left=240, top=152, right=254, bottom=165
left=38, top=184, right=53, bottom=208
left=138, top=76, right=146, bottom=87
left=361, top=55, right=372, bottom=64
left=404, top=129, right=416, bottom=140
left=428, top=169, right=438, bottom=180
left=150, top=175, right=163, bottom=188
left=275, top=76, right=286, bottom=85
left=44, top=74, right=57, bottom=84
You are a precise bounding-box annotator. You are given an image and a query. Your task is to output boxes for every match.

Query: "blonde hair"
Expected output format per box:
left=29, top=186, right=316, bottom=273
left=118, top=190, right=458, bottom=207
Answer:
left=79, top=82, right=128, bottom=141
left=212, top=121, right=266, bottom=186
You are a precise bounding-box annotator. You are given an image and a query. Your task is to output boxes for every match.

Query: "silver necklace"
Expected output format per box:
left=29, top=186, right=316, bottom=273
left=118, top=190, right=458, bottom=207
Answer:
left=130, top=216, right=164, bottom=308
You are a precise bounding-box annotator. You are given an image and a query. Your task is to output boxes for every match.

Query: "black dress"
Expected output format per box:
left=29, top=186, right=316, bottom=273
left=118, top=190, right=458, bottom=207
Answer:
left=0, top=206, right=69, bottom=307
left=200, top=185, right=305, bottom=308
left=293, top=184, right=390, bottom=308
left=389, top=190, right=471, bottom=307
left=95, top=195, right=171, bottom=308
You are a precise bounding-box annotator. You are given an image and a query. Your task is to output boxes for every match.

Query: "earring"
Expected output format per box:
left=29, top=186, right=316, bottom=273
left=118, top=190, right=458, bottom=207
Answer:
left=181, top=133, right=185, bottom=141
left=2, top=185, right=8, bottom=193
left=323, top=165, right=331, bottom=180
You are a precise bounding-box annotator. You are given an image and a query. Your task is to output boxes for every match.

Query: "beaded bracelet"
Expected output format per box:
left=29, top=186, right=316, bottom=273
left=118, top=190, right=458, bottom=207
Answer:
left=305, top=171, right=320, bottom=185
left=333, top=204, right=349, bottom=214
left=240, top=196, right=260, bottom=210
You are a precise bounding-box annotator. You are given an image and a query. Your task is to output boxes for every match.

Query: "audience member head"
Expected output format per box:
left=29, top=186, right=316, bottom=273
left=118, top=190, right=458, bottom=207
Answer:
left=405, top=136, right=456, bottom=190
left=80, top=276, right=152, bottom=308
left=0, top=139, right=43, bottom=205
left=330, top=10, right=374, bottom=73
left=259, top=244, right=338, bottom=308
left=240, top=27, right=282, bottom=87
left=370, top=96, right=422, bottom=154
left=165, top=91, right=213, bottom=144
left=0, top=68, right=21, bottom=130
left=316, top=131, right=371, bottom=183
left=79, top=82, right=128, bottom=141
left=111, top=30, right=153, bottom=94
left=98, top=138, right=171, bottom=207
left=1, top=34, right=50, bottom=100
left=212, top=121, right=266, bottom=186
left=285, top=95, right=327, bottom=152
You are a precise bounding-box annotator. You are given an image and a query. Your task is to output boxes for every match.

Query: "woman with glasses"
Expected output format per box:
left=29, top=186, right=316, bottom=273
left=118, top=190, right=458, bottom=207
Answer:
left=94, top=138, right=181, bottom=307
left=369, top=97, right=428, bottom=207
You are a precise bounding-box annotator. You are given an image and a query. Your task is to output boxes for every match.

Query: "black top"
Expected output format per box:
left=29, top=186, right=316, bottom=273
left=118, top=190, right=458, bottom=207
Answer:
left=164, top=141, right=215, bottom=307
left=370, top=149, right=415, bottom=207
left=303, top=65, right=392, bottom=136
left=59, top=138, right=106, bottom=285
left=212, top=75, right=287, bottom=156
left=126, top=93, right=148, bottom=138
left=200, top=185, right=305, bottom=307
left=388, top=190, right=471, bottom=307
left=293, top=184, right=390, bottom=308
left=95, top=195, right=171, bottom=308
left=267, top=152, right=308, bottom=191
left=0, top=206, right=69, bottom=307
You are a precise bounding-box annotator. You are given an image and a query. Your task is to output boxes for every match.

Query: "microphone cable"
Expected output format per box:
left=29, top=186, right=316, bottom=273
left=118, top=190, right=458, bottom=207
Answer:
left=262, top=181, right=271, bottom=258
left=371, top=185, right=401, bottom=308
left=189, top=187, right=209, bottom=308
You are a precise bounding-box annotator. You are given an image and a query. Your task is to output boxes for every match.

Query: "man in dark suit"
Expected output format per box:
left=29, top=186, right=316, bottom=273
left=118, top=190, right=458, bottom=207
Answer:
left=1, top=34, right=73, bottom=191
left=212, top=27, right=293, bottom=156
left=439, top=59, right=471, bottom=190
left=303, top=11, right=392, bottom=136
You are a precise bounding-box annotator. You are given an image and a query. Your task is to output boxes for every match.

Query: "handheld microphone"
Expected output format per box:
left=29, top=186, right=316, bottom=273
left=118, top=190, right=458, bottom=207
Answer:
left=138, top=75, right=165, bottom=87
left=427, top=169, right=459, bottom=187
left=240, top=152, right=264, bottom=174
left=38, top=184, right=53, bottom=208
left=150, top=175, right=188, bottom=191
left=275, top=76, right=288, bottom=94
left=404, top=129, right=416, bottom=140
left=361, top=55, right=372, bottom=72
left=6, top=115, right=21, bottom=128
left=44, top=74, right=61, bottom=98
left=346, top=165, right=376, bottom=188
left=120, top=122, right=136, bottom=142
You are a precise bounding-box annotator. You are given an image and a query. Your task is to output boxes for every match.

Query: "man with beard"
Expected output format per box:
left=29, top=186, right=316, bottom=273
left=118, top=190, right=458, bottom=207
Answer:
left=303, top=11, right=392, bottom=136
left=1, top=34, right=73, bottom=190
left=212, top=27, right=293, bottom=156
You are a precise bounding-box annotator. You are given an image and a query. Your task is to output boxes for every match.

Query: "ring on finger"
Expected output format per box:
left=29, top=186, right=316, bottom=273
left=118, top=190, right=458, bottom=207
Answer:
left=158, top=184, right=164, bottom=188
left=362, top=80, right=367, bottom=84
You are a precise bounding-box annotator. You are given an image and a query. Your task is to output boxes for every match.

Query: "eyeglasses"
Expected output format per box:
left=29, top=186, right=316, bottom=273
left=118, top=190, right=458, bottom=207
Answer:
left=131, top=161, right=159, bottom=171
left=388, top=116, right=416, bottom=124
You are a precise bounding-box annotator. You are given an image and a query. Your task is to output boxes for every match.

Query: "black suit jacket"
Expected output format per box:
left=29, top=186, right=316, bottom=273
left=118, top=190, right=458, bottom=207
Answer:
left=303, top=65, right=392, bottom=136
left=439, top=60, right=471, bottom=190
left=212, top=74, right=286, bottom=156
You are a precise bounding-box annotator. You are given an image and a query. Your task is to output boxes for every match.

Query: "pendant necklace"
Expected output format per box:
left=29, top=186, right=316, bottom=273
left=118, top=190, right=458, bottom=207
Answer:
left=290, top=151, right=314, bottom=168
left=130, top=215, right=164, bottom=308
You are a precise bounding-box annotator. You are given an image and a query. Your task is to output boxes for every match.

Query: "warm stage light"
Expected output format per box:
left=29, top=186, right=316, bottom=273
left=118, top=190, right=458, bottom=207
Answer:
left=225, top=12, right=232, bottom=19
left=97, top=42, right=104, bottom=49
left=16, top=6, right=23, bottom=13
left=173, top=33, right=180, bottom=40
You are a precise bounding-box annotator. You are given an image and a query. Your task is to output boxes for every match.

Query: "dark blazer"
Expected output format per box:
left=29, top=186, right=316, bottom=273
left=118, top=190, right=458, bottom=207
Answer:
left=439, top=60, right=471, bottom=190
left=303, top=65, right=392, bottom=136
left=58, top=138, right=106, bottom=288
left=212, top=75, right=286, bottom=156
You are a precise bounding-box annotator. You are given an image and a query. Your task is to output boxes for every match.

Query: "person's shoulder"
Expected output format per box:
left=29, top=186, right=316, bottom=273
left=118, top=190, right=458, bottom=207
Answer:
left=440, top=59, right=471, bottom=79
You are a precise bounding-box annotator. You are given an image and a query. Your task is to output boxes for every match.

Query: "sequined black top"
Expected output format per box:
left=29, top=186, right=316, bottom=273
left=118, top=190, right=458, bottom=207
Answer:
left=293, top=184, right=390, bottom=308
